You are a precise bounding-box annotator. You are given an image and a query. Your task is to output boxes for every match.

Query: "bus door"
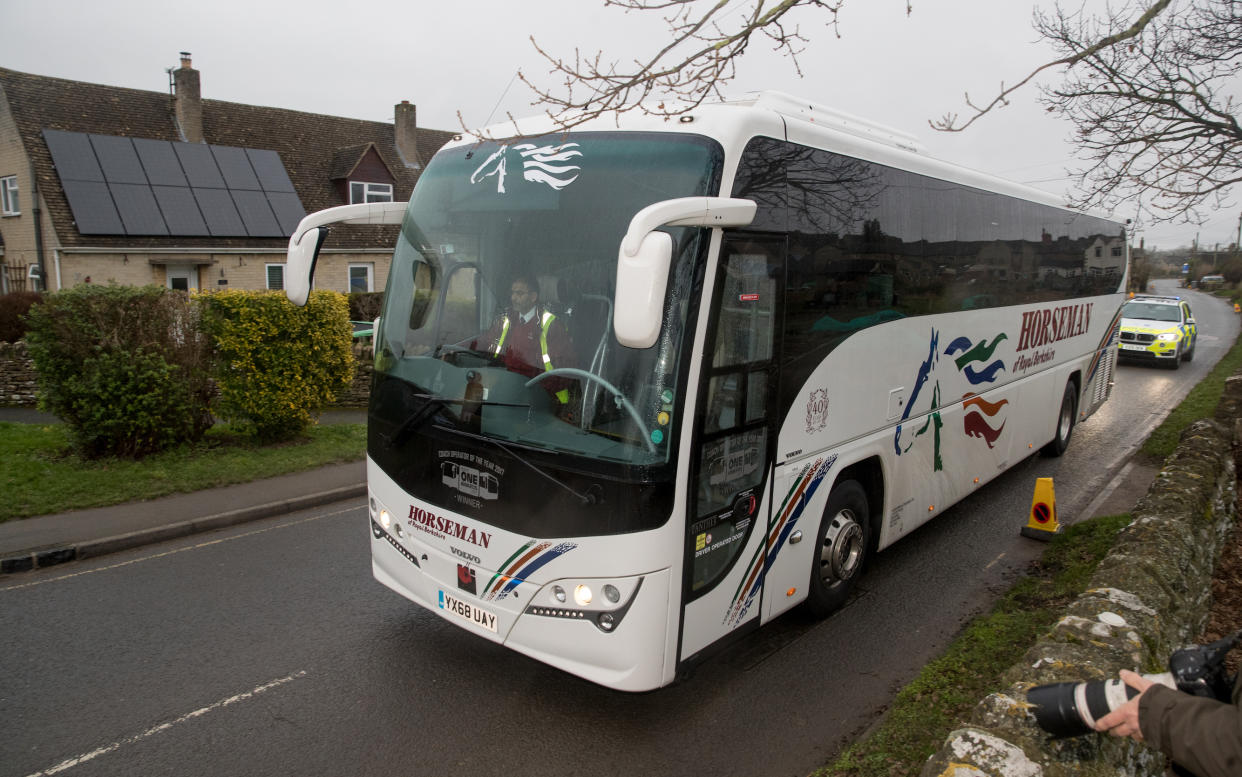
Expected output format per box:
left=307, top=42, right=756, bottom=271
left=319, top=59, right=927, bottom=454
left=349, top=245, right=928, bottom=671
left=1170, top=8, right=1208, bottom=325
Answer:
left=680, top=234, right=784, bottom=661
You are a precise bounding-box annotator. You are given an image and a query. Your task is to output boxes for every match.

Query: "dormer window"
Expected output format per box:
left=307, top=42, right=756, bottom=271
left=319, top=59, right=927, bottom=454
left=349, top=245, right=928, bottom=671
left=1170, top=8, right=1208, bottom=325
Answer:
left=350, top=181, right=393, bottom=204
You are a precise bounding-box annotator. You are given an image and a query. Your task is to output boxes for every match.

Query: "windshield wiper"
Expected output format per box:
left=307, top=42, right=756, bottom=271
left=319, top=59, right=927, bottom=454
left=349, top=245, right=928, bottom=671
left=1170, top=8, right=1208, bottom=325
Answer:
left=384, top=394, right=451, bottom=449
left=384, top=393, right=532, bottom=448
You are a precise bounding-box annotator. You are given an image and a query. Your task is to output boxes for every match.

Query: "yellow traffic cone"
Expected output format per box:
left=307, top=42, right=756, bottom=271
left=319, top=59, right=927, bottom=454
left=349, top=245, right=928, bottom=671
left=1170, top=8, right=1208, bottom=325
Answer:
left=1021, top=477, right=1063, bottom=541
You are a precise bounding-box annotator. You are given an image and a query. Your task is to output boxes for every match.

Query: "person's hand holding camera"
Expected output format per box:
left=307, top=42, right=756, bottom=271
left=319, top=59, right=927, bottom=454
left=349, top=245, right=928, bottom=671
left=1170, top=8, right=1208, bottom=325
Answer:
left=1093, top=669, right=1155, bottom=741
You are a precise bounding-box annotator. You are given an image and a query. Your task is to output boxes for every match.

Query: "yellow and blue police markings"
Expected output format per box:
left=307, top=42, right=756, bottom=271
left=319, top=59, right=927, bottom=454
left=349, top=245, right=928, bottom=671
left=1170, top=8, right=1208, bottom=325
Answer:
left=1117, top=295, right=1197, bottom=368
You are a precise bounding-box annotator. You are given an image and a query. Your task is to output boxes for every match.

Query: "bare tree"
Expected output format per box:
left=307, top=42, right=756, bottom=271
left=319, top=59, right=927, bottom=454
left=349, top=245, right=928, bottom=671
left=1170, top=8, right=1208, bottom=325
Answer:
left=1033, top=0, right=1241, bottom=223
left=520, top=0, right=1242, bottom=224
left=519, top=0, right=854, bottom=126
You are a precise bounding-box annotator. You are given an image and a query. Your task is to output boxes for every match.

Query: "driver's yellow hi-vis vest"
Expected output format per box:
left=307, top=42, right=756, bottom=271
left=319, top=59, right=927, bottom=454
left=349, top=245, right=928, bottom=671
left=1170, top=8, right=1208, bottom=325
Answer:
left=493, top=310, right=569, bottom=404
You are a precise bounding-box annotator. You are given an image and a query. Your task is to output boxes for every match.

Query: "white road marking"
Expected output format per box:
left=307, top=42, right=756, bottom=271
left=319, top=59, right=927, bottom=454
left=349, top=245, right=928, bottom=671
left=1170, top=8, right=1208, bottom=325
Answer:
left=1082, top=461, right=1136, bottom=520
left=984, top=552, right=1006, bottom=570
left=1, top=504, right=364, bottom=592
left=24, top=670, right=308, bottom=777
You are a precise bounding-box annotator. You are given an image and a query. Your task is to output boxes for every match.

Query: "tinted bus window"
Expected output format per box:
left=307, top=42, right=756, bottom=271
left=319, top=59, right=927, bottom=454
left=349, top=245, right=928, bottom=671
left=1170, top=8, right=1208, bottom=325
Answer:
left=731, top=136, right=1125, bottom=414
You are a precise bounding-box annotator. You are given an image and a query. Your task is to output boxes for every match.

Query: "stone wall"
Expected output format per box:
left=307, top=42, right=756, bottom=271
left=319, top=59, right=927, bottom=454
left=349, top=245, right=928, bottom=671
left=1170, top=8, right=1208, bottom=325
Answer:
left=920, top=390, right=1241, bottom=776
left=0, top=339, right=37, bottom=405
left=337, top=340, right=372, bottom=407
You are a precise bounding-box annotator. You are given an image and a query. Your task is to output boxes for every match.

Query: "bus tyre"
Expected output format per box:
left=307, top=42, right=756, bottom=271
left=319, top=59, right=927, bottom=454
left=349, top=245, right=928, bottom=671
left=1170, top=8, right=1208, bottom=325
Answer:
left=805, top=480, right=871, bottom=618
left=1041, top=382, right=1077, bottom=457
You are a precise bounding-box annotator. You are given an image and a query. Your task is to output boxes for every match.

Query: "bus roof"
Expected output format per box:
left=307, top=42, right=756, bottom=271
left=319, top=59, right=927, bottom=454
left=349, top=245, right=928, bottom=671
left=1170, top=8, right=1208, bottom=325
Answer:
left=446, top=92, right=1123, bottom=226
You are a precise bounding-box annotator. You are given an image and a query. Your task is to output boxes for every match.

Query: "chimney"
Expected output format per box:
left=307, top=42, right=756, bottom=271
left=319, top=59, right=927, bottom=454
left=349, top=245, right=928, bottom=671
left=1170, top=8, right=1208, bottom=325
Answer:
left=394, top=100, right=421, bottom=168
left=173, top=51, right=203, bottom=144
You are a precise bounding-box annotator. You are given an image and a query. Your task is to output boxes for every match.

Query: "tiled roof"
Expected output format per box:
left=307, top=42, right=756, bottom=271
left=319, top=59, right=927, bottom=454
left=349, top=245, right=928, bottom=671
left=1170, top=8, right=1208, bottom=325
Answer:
left=0, top=66, right=457, bottom=250
left=329, top=143, right=376, bottom=180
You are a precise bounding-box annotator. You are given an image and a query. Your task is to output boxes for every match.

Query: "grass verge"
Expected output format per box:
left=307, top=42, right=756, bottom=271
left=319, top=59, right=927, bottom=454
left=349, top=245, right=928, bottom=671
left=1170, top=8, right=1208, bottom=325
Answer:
left=815, top=512, right=1133, bottom=777
left=1141, top=324, right=1242, bottom=458
left=0, top=421, right=366, bottom=522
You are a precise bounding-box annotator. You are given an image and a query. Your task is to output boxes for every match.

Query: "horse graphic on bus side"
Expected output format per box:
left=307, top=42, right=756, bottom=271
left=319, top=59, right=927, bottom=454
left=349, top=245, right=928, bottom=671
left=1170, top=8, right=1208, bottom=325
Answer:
left=469, top=142, right=583, bottom=194
left=894, top=328, right=1010, bottom=471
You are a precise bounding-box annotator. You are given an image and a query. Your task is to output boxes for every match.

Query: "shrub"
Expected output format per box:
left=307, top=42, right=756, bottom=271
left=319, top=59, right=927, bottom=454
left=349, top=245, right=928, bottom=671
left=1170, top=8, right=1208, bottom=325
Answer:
left=24, top=285, right=214, bottom=458
left=348, top=291, right=384, bottom=323
left=201, top=289, right=353, bottom=442
left=0, top=291, right=43, bottom=342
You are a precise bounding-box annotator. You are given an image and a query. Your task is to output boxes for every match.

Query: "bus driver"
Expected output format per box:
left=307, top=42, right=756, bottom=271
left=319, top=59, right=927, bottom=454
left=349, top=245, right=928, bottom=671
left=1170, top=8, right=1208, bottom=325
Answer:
left=474, top=274, right=577, bottom=405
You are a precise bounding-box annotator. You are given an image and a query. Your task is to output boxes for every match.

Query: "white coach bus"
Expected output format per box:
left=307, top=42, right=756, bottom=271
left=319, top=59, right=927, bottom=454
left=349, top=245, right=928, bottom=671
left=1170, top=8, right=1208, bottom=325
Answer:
left=285, top=92, right=1127, bottom=692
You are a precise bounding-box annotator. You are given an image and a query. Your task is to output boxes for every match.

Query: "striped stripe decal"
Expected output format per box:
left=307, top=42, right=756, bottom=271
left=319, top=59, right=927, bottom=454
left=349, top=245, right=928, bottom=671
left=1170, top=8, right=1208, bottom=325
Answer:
left=1086, top=305, right=1125, bottom=385
left=723, top=455, right=837, bottom=627
left=482, top=540, right=578, bottom=601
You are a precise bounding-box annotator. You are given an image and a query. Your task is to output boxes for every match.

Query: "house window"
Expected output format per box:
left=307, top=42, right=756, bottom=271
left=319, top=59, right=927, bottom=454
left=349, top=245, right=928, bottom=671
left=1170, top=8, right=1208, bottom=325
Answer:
left=350, top=182, right=393, bottom=204
left=348, top=263, right=374, bottom=293
left=266, top=263, right=285, bottom=291
left=166, top=266, right=197, bottom=291
left=1, top=176, right=18, bottom=216
left=1111, top=245, right=1123, bottom=257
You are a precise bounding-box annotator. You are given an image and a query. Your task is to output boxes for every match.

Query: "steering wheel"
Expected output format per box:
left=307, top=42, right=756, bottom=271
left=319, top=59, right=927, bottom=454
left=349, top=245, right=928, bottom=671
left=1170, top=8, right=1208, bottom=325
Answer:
left=525, top=368, right=657, bottom=453
left=437, top=343, right=494, bottom=368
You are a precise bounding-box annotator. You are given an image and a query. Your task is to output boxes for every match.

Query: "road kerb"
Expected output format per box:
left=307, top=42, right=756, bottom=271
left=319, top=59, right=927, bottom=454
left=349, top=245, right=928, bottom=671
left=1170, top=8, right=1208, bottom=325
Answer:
left=1, top=483, right=367, bottom=575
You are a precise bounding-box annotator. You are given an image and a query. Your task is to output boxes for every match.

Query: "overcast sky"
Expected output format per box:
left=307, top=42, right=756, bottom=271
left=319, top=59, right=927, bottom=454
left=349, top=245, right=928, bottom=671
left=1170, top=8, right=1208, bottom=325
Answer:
left=3, top=0, right=1238, bottom=252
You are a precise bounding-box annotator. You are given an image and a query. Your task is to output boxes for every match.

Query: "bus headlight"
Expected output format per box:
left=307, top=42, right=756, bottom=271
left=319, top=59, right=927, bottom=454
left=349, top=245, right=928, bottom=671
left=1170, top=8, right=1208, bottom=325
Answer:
left=526, top=577, right=646, bottom=633
left=380, top=510, right=392, bottom=529
left=574, top=585, right=593, bottom=606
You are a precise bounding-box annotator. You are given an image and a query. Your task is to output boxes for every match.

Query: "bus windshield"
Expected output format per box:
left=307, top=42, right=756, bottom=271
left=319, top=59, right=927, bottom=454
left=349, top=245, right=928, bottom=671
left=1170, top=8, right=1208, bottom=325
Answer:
left=369, top=132, right=722, bottom=533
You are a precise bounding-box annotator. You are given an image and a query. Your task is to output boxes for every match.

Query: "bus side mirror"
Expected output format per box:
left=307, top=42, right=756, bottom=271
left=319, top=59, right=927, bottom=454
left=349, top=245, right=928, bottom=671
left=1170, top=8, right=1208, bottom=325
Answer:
left=284, top=202, right=409, bottom=306
left=614, top=197, right=756, bottom=349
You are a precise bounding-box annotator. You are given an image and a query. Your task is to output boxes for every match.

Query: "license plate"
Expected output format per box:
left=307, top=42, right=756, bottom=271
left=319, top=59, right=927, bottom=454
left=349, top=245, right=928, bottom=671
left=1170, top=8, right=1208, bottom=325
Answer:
left=438, top=590, right=498, bottom=632
left=1119, top=343, right=1147, bottom=351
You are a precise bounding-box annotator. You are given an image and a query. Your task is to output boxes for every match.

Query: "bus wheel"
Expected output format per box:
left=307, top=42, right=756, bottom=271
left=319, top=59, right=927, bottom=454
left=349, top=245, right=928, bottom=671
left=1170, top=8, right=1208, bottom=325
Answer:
left=1041, top=381, right=1077, bottom=457
left=805, top=480, right=870, bottom=618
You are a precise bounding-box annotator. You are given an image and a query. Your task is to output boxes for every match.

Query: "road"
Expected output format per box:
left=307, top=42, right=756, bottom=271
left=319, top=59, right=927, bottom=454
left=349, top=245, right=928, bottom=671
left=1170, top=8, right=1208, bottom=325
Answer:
left=2, top=280, right=1235, bottom=777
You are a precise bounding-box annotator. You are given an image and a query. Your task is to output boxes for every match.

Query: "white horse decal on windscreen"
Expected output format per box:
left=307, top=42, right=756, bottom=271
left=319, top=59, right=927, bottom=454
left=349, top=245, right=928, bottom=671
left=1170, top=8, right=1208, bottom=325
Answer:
left=470, top=143, right=583, bottom=193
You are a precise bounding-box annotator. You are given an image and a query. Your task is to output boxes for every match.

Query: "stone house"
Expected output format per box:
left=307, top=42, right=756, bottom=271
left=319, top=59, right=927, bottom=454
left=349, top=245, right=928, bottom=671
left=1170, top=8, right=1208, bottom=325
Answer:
left=0, top=54, right=454, bottom=295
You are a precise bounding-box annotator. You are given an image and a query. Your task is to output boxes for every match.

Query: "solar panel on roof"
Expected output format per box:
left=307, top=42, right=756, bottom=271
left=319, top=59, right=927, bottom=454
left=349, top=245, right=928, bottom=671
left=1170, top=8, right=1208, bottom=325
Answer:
left=152, top=186, right=209, bottom=235
left=134, top=139, right=188, bottom=187
left=246, top=149, right=296, bottom=192
left=91, top=135, right=147, bottom=185
left=266, top=192, right=308, bottom=235
left=61, top=180, right=124, bottom=234
left=212, top=146, right=261, bottom=191
left=175, top=143, right=226, bottom=188
left=194, top=188, right=246, bottom=236
left=43, top=130, right=104, bottom=182
left=45, top=130, right=305, bottom=237
left=110, top=183, right=169, bottom=235
left=232, top=190, right=283, bottom=237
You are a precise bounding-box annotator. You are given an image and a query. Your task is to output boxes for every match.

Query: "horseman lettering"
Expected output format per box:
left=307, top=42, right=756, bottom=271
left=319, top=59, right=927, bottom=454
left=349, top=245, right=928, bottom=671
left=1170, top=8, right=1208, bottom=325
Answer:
left=407, top=505, right=493, bottom=549
left=1016, top=303, right=1092, bottom=352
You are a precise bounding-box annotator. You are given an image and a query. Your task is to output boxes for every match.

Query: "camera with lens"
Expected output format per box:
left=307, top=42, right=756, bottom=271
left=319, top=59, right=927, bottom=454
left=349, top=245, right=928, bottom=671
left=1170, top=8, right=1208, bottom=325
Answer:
left=1027, top=629, right=1240, bottom=738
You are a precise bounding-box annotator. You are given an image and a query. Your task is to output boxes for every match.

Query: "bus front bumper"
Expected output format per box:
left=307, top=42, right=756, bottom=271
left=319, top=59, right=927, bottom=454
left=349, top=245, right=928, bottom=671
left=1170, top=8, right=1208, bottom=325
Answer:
left=372, top=537, right=674, bottom=692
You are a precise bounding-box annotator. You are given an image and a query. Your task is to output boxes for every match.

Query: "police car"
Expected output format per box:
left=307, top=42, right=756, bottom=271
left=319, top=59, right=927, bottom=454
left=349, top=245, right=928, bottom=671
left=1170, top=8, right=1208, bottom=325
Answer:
left=1117, top=295, right=1198, bottom=369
